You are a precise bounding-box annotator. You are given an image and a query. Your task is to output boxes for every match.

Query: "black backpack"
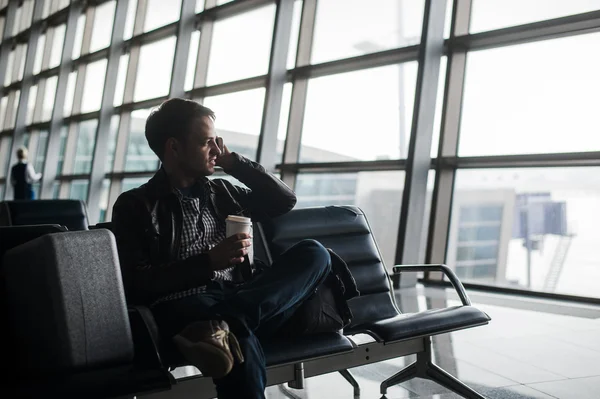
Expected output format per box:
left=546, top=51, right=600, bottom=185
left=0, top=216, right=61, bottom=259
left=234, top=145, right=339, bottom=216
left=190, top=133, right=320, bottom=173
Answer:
left=279, top=248, right=360, bottom=336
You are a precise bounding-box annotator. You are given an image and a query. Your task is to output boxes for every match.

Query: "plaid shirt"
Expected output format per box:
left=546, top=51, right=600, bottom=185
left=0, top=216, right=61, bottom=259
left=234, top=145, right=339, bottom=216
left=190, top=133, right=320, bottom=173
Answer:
left=151, top=180, right=233, bottom=306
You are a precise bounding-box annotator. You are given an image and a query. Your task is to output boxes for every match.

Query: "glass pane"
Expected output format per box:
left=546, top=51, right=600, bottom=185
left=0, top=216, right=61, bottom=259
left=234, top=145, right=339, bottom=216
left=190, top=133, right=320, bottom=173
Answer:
left=311, top=0, right=425, bottom=64
left=449, top=168, right=600, bottom=299
left=0, top=136, right=13, bottom=178
left=105, top=115, right=120, bottom=172
left=134, top=37, right=176, bottom=101
left=431, top=56, right=447, bottom=158
left=3, top=49, right=14, bottom=86
left=81, top=59, right=107, bottom=113
left=0, top=96, right=7, bottom=130
left=126, top=109, right=160, bottom=172
left=90, top=1, right=116, bottom=53
left=41, top=76, right=58, bottom=121
left=184, top=31, right=201, bottom=92
left=69, top=179, right=89, bottom=202
left=16, top=44, right=27, bottom=81
left=99, top=179, right=110, bottom=222
left=287, top=0, right=302, bottom=70
left=195, top=0, right=204, bottom=14
left=459, top=33, right=600, bottom=156
left=33, top=32, right=45, bottom=75
left=73, top=120, right=98, bottom=174
left=63, top=70, right=78, bottom=117
left=113, top=54, right=129, bottom=106
left=207, top=5, right=276, bottom=85
left=34, top=130, right=49, bottom=173
left=8, top=90, right=20, bottom=128
left=52, top=181, right=61, bottom=199
left=296, top=171, right=406, bottom=269
left=202, top=88, right=266, bottom=160
left=0, top=184, right=4, bottom=201
left=72, top=13, right=86, bottom=60
left=144, top=0, right=181, bottom=32
left=470, top=0, right=600, bottom=34
left=26, top=84, right=38, bottom=125
left=122, top=177, right=152, bottom=193
left=0, top=17, right=4, bottom=42
left=49, top=25, right=66, bottom=69
left=300, top=62, right=418, bottom=162
left=56, top=126, right=68, bottom=175
left=123, top=0, right=137, bottom=40
left=276, top=83, right=292, bottom=162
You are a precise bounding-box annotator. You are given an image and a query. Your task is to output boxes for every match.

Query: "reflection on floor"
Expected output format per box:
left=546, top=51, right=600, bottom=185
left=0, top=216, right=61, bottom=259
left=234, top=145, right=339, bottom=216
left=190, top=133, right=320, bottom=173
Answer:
left=262, top=285, right=600, bottom=399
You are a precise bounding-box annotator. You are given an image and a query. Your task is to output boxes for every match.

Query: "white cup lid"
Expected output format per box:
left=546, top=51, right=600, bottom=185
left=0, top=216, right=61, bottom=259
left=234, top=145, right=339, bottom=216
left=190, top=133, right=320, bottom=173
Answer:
left=226, top=215, right=251, bottom=223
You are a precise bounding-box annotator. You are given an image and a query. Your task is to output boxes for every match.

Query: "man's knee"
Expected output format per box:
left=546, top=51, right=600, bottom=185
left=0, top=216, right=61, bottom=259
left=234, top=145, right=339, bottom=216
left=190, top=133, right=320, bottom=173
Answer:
left=293, top=239, right=331, bottom=272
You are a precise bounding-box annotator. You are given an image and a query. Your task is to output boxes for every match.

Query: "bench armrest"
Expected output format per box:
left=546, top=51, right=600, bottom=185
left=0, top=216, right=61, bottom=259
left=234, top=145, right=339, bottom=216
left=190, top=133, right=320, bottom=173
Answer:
left=392, top=264, right=472, bottom=306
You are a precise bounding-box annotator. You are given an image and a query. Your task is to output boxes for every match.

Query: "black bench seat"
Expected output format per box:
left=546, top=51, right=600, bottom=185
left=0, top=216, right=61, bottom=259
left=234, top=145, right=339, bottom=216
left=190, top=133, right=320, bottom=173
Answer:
left=1, top=204, right=491, bottom=399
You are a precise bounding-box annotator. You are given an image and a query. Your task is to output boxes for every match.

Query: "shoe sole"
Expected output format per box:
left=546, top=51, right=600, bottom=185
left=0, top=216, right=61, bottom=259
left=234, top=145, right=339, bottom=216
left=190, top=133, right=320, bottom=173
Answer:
left=173, top=335, right=234, bottom=379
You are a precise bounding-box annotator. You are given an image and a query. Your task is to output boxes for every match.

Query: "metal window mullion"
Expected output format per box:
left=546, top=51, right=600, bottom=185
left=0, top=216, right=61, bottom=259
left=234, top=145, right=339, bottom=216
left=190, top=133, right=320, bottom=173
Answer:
left=169, top=0, right=196, bottom=98
left=193, top=19, right=214, bottom=92
left=86, top=0, right=130, bottom=224
left=394, top=0, right=447, bottom=287
left=280, top=0, right=316, bottom=189
left=425, top=0, right=472, bottom=281
left=256, top=0, right=294, bottom=171
left=40, top=1, right=84, bottom=199
left=3, top=0, right=46, bottom=200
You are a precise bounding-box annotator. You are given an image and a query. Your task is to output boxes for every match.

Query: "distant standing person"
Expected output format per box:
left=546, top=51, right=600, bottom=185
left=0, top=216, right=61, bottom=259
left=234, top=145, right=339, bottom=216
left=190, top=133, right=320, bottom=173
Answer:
left=10, top=147, right=42, bottom=200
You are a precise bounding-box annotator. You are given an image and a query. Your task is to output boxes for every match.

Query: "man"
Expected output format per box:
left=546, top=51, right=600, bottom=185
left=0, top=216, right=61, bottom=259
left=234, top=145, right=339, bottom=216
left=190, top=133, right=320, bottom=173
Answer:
left=10, top=147, right=42, bottom=200
left=112, top=98, right=331, bottom=399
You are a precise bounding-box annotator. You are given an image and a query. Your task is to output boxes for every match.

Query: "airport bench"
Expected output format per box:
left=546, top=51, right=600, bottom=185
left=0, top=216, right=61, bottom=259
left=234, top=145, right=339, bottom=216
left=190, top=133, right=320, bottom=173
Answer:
left=1, top=205, right=491, bottom=398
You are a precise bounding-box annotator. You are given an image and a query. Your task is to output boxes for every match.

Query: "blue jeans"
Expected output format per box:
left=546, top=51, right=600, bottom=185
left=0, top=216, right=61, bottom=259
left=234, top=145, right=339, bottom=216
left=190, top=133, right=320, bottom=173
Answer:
left=152, top=239, right=331, bottom=399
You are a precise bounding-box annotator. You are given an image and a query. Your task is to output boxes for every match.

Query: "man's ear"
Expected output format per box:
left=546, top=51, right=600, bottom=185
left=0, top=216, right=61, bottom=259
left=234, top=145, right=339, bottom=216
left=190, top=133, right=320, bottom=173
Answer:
left=167, top=137, right=179, bottom=157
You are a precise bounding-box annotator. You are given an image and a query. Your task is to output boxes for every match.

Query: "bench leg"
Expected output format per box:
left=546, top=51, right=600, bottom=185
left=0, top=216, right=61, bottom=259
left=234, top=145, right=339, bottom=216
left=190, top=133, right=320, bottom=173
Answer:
left=426, top=362, right=486, bottom=399
left=339, top=369, right=360, bottom=398
left=379, top=362, right=418, bottom=396
left=380, top=337, right=486, bottom=399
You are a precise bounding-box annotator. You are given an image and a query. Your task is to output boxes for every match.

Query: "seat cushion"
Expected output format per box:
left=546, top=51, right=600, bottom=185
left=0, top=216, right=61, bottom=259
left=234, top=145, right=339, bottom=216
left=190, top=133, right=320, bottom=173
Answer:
left=262, top=333, right=354, bottom=367
left=347, top=306, right=491, bottom=342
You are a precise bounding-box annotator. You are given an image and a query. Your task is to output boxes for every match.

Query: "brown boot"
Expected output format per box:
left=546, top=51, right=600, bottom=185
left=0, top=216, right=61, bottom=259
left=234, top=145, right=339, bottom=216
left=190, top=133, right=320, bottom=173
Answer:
left=173, top=320, right=244, bottom=378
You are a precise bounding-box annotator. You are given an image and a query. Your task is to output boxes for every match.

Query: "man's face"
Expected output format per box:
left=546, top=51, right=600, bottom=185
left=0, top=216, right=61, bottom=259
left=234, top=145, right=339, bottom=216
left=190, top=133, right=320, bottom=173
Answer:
left=176, top=116, right=221, bottom=177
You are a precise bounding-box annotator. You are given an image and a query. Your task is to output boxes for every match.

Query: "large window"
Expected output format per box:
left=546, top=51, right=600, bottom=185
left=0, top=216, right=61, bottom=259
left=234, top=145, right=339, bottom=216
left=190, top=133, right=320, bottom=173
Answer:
left=459, top=33, right=600, bottom=156
left=206, top=5, right=276, bottom=85
left=202, top=88, right=266, bottom=160
left=311, top=0, right=425, bottom=64
left=449, top=168, right=600, bottom=298
left=300, top=63, right=418, bottom=162
left=470, top=0, right=600, bottom=33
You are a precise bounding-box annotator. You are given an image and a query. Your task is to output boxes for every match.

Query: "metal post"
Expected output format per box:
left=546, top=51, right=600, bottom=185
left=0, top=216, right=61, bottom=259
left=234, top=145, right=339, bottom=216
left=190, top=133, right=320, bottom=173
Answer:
left=256, top=0, right=294, bottom=171
left=394, top=0, right=447, bottom=287
left=86, top=0, right=129, bottom=224
left=169, top=0, right=196, bottom=98
left=425, top=0, right=472, bottom=282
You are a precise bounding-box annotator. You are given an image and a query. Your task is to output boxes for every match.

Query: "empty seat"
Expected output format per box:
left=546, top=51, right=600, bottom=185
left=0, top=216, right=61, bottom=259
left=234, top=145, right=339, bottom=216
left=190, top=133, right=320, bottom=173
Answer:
left=0, top=199, right=89, bottom=231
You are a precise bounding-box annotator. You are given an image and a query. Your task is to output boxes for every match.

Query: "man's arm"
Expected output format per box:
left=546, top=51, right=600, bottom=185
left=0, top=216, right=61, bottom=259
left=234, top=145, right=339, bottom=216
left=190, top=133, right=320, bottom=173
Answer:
left=26, top=164, right=42, bottom=183
left=112, top=192, right=214, bottom=304
left=218, top=151, right=297, bottom=220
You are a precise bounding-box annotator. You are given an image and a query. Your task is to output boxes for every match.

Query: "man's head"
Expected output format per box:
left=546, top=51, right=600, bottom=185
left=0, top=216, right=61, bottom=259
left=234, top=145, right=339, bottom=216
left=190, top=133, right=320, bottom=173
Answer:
left=145, top=98, right=221, bottom=178
left=16, top=147, right=28, bottom=161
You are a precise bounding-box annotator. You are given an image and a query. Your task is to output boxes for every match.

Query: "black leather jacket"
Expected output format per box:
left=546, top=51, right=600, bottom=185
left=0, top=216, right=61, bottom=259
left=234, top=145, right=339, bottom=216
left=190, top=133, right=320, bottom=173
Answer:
left=112, top=153, right=297, bottom=305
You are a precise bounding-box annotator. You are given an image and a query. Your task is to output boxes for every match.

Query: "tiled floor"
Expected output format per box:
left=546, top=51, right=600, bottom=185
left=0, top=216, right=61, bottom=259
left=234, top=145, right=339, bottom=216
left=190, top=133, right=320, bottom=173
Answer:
left=261, top=286, right=600, bottom=399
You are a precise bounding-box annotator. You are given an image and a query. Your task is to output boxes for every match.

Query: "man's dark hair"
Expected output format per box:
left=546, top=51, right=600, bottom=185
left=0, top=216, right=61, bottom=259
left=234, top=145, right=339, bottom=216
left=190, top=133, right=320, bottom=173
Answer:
left=145, top=98, right=215, bottom=160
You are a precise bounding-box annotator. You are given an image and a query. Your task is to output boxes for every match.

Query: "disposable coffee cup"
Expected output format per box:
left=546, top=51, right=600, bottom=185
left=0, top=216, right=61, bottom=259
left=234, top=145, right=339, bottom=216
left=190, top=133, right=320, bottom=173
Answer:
left=226, top=215, right=254, bottom=281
